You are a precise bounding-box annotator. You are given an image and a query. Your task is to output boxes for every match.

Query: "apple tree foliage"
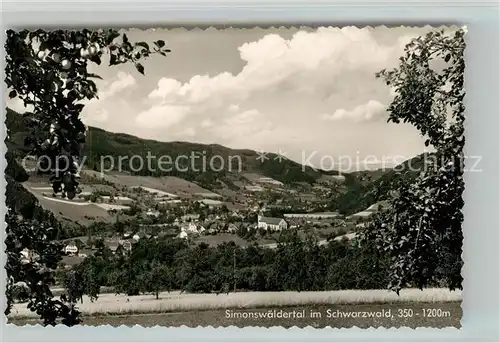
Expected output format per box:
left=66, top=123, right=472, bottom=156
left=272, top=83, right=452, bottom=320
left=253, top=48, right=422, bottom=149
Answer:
left=4, top=29, right=170, bottom=325
left=363, top=29, right=465, bottom=293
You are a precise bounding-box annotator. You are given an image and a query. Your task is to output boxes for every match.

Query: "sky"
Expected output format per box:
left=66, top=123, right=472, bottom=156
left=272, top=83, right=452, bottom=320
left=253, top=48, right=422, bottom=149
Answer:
left=7, top=26, right=450, bottom=171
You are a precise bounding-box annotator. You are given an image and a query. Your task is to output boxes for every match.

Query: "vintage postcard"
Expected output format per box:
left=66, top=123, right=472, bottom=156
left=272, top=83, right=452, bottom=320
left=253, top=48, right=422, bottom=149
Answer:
left=4, top=26, right=464, bottom=328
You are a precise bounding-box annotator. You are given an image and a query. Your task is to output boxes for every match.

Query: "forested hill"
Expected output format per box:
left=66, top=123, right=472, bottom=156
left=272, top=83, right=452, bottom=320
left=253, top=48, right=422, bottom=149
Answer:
left=6, top=107, right=428, bottom=207
left=6, top=108, right=345, bottom=186
left=330, top=153, right=431, bottom=215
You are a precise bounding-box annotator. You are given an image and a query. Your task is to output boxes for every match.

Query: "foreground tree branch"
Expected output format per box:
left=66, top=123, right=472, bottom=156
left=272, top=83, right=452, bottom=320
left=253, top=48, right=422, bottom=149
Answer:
left=363, top=29, right=466, bottom=293
left=4, top=29, right=170, bottom=325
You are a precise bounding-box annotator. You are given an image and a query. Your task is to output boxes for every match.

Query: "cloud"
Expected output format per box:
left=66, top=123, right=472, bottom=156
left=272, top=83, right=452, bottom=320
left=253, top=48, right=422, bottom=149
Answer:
left=148, top=78, right=182, bottom=101
left=213, top=109, right=274, bottom=141
left=82, top=108, right=109, bottom=123
left=389, top=87, right=398, bottom=97
left=228, top=104, right=240, bottom=112
left=177, top=127, right=196, bottom=138
left=226, top=109, right=261, bottom=127
left=145, top=27, right=412, bottom=114
left=99, top=72, right=136, bottom=100
left=135, top=105, right=190, bottom=129
left=200, top=119, right=213, bottom=128
left=321, top=100, right=387, bottom=122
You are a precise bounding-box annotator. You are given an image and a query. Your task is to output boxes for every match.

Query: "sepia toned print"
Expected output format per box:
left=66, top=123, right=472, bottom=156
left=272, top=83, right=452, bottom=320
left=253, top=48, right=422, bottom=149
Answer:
left=4, top=26, right=465, bottom=327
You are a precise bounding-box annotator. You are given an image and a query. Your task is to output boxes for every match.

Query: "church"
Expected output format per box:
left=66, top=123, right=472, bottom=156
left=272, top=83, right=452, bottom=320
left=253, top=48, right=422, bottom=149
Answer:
left=257, top=215, right=288, bottom=231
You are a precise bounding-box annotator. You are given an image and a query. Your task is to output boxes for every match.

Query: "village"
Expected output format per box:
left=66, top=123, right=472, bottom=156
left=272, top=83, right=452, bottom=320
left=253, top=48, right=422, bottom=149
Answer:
left=20, top=170, right=385, bottom=267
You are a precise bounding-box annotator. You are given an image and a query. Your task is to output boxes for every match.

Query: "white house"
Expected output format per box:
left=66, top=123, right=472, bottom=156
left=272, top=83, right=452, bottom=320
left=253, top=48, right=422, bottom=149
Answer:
left=182, top=214, right=200, bottom=222
left=180, top=222, right=199, bottom=234
left=227, top=223, right=238, bottom=233
left=119, top=240, right=133, bottom=251
left=178, top=231, right=188, bottom=239
left=186, top=222, right=198, bottom=233
left=257, top=216, right=288, bottom=231
left=64, top=244, right=78, bottom=255
left=355, top=222, right=368, bottom=229
left=146, top=209, right=160, bottom=217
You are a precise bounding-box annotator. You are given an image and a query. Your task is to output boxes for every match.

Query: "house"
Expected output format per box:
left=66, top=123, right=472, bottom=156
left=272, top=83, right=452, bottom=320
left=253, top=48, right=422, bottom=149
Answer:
left=257, top=216, right=288, bottom=231
left=146, top=209, right=160, bottom=217
left=182, top=214, right=200, bottom=222
left=105, top=239, right=133, bottom=254
left=64, top=244, right=78, bottom=255
left=182, top=222, right=198, bottom=234
left=20, top=248, right=38, bottom=263
left=119, top=240, right=133, bottom=251
left=355, top=222, right=368, bottom=229
left=206, top=221, right=222, bottom=233
left=227, top=223, right=238, bottom=233
left=106, top=241, right=120, bottom=253
left=178, top=231, right=188, bottom=239
left=109, top=238, right=136, bottom=253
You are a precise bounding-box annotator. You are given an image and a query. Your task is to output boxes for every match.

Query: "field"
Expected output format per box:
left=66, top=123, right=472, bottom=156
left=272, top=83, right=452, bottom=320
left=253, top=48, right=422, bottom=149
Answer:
left=194, top=233, right=249, bottom=247
left=21, top=170, right=224, bottom=226
left=97, top=172, right=218, bottom=197
left=33, top=194, right=113, bottom=225
left=8, top=288, right=461, bottom=319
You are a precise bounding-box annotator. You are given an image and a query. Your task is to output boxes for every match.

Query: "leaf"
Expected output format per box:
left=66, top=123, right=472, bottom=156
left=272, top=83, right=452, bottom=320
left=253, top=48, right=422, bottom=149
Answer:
left=8, top=90, right=17, bottom=98
left=444, top=54, right=451, bottom=63
left=74, top=104, right=85, bottom=112
left=90, top=55, right=102, bottom=65
left=135, top=63, right=145, bottom=75
left=87, top=80, right=98, bottom=93
left=106, top=30, right=120, bottom=44
left=154, top=40, right=166, bottom=48
left=109, top=54, right=118, bottom=66
left=136, top=42, right=149, bottom=50
left=87, top=73, right=103, bottom=80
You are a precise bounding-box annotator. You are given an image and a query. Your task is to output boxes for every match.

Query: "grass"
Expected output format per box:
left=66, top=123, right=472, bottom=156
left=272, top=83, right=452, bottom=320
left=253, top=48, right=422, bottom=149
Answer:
left=194, top=233, right=249, bottom=247
left=8, top=288, right=461, bottom=319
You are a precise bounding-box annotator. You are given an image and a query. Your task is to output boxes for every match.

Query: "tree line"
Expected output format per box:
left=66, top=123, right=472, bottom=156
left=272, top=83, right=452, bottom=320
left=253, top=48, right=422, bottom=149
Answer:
left=57, top=229, right=454, bottom=302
